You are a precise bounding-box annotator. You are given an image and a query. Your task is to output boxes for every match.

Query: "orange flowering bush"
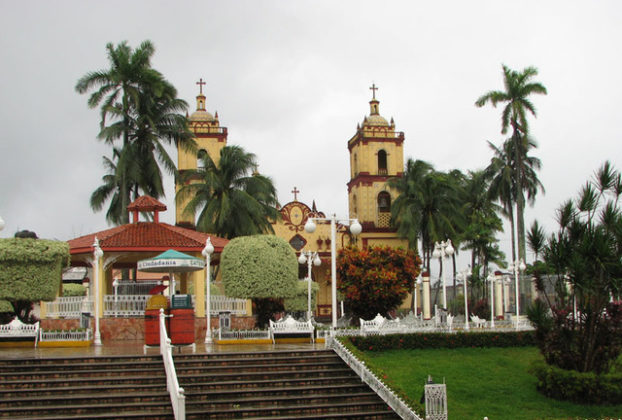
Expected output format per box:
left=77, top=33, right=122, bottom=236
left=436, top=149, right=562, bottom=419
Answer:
left=337, top=245, right=421, bottom=321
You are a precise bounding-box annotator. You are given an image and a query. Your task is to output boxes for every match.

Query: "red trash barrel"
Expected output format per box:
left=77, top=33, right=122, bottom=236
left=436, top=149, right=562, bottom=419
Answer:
left=145, top=309, right=169, bottom=346
left=170, top=308, right=195, bottom=345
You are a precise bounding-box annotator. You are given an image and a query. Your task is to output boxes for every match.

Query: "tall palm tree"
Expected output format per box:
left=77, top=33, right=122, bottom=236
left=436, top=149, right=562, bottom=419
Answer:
left=176, top=146, right=279, bottom=239
left=76, top=40, right=193, bottom=224
left=476, top=64, right=547, bottom=262
left=90, top=148, right=131, bottom=225
left=527, top=220, right=546, bottom=262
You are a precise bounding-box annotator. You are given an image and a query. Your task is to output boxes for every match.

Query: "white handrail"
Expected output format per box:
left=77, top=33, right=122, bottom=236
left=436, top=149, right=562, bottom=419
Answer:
left=159, top=309, right=185, bottom=420
left=327, top=335, right=423, bottom=420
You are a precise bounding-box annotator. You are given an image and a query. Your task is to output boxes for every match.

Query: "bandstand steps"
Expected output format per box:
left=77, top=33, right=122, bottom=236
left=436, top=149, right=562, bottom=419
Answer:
left=0, top=349, right=402, bottom=419
left=174, top=349, right=401, bottom=419
left=0, top=355, right=172, bottom=419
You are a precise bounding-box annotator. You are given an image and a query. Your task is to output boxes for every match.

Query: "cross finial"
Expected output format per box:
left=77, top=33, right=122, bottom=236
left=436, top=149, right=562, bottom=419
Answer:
left=196, top=78, right=206, bottom=95
left=370, top=83, right=378, bottom=100
left=291, top=186, right=300, bottom=201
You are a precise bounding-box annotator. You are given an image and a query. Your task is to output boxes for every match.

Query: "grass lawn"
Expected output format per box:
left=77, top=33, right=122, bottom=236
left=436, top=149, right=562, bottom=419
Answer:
left=362, top=346, right=622, bottom=420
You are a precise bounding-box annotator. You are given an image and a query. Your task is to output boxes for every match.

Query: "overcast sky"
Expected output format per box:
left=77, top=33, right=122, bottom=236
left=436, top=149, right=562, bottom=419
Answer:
left=1, top=1, right=620, bottom=265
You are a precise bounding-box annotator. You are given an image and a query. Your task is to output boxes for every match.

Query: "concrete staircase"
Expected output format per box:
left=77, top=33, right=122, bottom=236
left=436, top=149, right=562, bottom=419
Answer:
left=0, top=349, right=400, bottom=419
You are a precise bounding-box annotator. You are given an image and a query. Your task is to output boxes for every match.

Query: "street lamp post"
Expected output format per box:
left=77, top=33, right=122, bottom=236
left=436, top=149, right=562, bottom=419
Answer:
left=298, top=250, right=322, bottom=321
left=509, top=258, right=526, bottom=329
left=202, top=237, right=214, bottom=344
left=92, top=238, right=103, bottom=346
left=487, top=273, right=495, bottom=328
left=413, top=274, right=422, bottom=318
left=457, top=268, right=469, bottom=330
left=304, top=214, right=362, bottom=328
left=432, top=240, right=454, bottom=310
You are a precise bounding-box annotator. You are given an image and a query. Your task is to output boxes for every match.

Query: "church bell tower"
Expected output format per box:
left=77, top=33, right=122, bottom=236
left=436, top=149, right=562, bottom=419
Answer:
left=176, top=79, right=228, bottom=228
left=347, top=84, right=406, bottom=247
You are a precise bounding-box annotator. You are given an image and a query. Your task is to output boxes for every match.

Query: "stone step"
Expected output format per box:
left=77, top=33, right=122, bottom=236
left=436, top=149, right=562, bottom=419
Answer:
left=175, top=349, right=333, bottom=361
left=180, top=374, right=364, bottom=391
left=0, top=359, right=163, bottom=373
left=2, top=366, right=165, bottom=381
left=2, top=375, right=167, bottom=390
left=0, top=390, right=170, bottom=408
left=177, top=366, right=357, bottom=383
left=173, top=360, right=345, bottom=376
left=0, top=355, right=161, bottom=367
left=0, top=411, right=173, bottom=420
left=0, top=382, right=166, bottom=399
left=184, top=383, right=371, bottom=400
left=185, top=400, right=394, bottom=419
left=0, top=401, right=173, bottom=418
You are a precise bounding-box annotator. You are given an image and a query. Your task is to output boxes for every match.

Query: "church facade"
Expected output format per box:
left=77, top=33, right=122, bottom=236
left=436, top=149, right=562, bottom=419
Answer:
left=176, top=81, right=410, bottom=319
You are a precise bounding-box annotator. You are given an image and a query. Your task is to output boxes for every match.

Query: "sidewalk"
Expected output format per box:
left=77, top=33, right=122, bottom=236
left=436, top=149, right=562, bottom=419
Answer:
left=0, top=340, right=327, bottom=359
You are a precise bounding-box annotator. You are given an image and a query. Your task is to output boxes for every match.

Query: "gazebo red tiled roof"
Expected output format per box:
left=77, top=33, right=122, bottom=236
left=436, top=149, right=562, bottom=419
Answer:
left=68, top=196, right=228, bottom=255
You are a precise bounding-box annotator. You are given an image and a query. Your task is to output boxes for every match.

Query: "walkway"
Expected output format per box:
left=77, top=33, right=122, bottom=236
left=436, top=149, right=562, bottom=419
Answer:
left=0, top=340, right=326, bottom=359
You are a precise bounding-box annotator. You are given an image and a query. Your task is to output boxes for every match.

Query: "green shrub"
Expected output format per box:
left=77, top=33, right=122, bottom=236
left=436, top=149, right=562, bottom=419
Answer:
left=531, top=361, right=622, bottom=404
left=62, top=284, right=86, bottom=297
left=349, top=331, right=536, bottom=352
left=283, top=280, right=319, bottom=312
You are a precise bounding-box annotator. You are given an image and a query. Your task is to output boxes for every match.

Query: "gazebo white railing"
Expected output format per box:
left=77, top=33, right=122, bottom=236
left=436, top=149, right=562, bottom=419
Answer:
left=42, top=297, right=93, bottom=319
left=104, top=295, right=150, bottom=317
left=209, top=295, right=248, bottom=315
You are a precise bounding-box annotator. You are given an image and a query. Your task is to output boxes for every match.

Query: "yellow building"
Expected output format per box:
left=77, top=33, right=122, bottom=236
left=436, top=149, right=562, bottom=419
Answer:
left=176, top=81, right=409, bottom=319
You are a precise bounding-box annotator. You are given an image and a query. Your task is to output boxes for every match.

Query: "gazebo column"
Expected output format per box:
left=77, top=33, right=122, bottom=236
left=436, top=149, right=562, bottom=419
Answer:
left=193, top=269, right=206, bottom=318
left=179, top=273, right=188, bottom=294
left=495, top=273, right=504, bottom=319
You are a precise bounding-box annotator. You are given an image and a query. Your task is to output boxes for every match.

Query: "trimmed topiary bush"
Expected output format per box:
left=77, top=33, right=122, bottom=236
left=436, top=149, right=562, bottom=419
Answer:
left=62, top=283, right=87, bottom=297
left=284, top=280, right=319, bottom=312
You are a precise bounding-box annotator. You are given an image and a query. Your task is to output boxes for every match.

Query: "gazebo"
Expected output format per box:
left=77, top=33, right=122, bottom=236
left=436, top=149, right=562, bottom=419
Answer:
left=44, top=196, right=235, bottom=342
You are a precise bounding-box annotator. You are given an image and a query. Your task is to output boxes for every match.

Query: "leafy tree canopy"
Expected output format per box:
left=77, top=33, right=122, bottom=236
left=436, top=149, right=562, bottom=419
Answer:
left=220, top=235, right=298, bottom=299
left=337, top=246, right=421, bottom=321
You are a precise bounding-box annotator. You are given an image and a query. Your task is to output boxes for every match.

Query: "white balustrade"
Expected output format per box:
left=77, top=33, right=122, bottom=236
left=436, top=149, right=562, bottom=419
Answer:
left=159, top=309, right=185, bottom=420
left=327, top=335, right=423, bottom=420
left=39, top=329, right=92, bottom=342
left=41, top=297, right=93, bottom=319
left=104, top=295, right=150, bottom=317
left=210, top=295, right=248, bottom=315
left=217, top=329, right=271, bottom=341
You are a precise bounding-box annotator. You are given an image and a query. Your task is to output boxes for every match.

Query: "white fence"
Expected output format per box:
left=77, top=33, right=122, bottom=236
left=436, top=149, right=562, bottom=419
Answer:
left=42, top=297, right=93, bottom=319
left=210, top=295, right=248, bottom=315
left=104, top=295, right=150, bottom=317
left=42, top=295, right=248, bottom=318
left=39, top=329, right=92, bottom=342
left=216, top=329, right=271, bottom=341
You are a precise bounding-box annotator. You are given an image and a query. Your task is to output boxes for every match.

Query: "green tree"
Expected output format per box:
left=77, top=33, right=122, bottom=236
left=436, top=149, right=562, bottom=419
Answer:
left=527, top=220, right=546, bottom=262
left=0, top=238, right=69, bottom=322
left=476, top=64, right=547, bottom=262
left=389, top=159, right=458, bottom=268
left=76, top=40, right=193, bottom=224
left=528, top=161, right=622, bottom=374
left=337, top=246, right=421, bottom=321
left=177, top=146, right=279, bottom=239
left=220, top=235, right=298, bottom=326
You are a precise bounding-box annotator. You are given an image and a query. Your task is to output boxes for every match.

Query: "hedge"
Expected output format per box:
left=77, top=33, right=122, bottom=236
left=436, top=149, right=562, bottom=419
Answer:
left=349, top=330, right=536, bottom=351
left=531, top=361, right=622, bottom=404
left=0, top=238, right=69, bottom=302
left=284, top=280, right=319, bottom=312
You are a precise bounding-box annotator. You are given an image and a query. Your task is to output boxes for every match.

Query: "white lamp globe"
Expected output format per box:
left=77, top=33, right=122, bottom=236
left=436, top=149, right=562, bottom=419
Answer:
left=298, top=253, right=307, bottom=265
left=349, top=219, right=362, bottom=236
left=304, top=219, right=316, bottom=233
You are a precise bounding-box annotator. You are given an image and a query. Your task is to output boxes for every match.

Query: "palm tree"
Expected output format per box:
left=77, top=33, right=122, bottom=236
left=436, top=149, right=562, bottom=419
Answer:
left=176, top=146, right=279, bottom=239
left=476, top=64, right=547, bottom=262
left=90, top=149, right=130, bottom=225
left=527, top=220, right=546, bottom=262
left=76, top=40, right=193, bottom=224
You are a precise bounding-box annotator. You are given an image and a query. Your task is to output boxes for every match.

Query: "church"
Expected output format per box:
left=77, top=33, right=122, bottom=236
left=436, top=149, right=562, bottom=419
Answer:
left=176, top=80, right=411, bottom=320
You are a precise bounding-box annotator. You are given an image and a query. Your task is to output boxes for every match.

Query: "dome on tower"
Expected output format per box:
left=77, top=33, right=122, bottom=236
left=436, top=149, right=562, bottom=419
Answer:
left=365, top=113, right=389, bottom=126
left=189, top=108, right=215, bottom=122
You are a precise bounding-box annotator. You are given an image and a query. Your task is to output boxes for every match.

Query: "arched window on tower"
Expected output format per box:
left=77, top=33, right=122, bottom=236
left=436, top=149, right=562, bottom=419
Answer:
left=378, top=150, right=387, bottom=175
left=197, top=149, right=208, bottom=169
left=377, top=191, right=391, bottom=228
left=353, top=153, right=358, bottom=176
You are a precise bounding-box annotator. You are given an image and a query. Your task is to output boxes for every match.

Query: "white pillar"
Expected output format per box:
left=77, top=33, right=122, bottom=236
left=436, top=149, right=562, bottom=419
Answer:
left=422, top=273, right=431, bottom=320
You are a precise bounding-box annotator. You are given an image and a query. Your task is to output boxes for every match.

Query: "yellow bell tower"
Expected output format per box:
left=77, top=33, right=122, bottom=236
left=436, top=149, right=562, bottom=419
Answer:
left=176, top=78, right=228, bottom=228
left=347, top=84, right=407, bottom=248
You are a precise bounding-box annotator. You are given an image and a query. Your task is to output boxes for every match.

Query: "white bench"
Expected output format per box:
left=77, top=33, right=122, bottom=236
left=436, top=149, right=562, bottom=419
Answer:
left=269, top=315, right=314, bottom=343
left=470, top=315, right=487, bottom=328
left=0, top=318, right=40, bottom=346
left=360, top=313, right=386, bottom=334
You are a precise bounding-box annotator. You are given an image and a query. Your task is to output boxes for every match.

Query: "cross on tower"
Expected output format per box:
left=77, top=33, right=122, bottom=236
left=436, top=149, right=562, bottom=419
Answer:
left=196, top=78, right=206, bottom=95
left=370, top=83, right=378, bottom=100
left=291, top=187, right=300, bottom=201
